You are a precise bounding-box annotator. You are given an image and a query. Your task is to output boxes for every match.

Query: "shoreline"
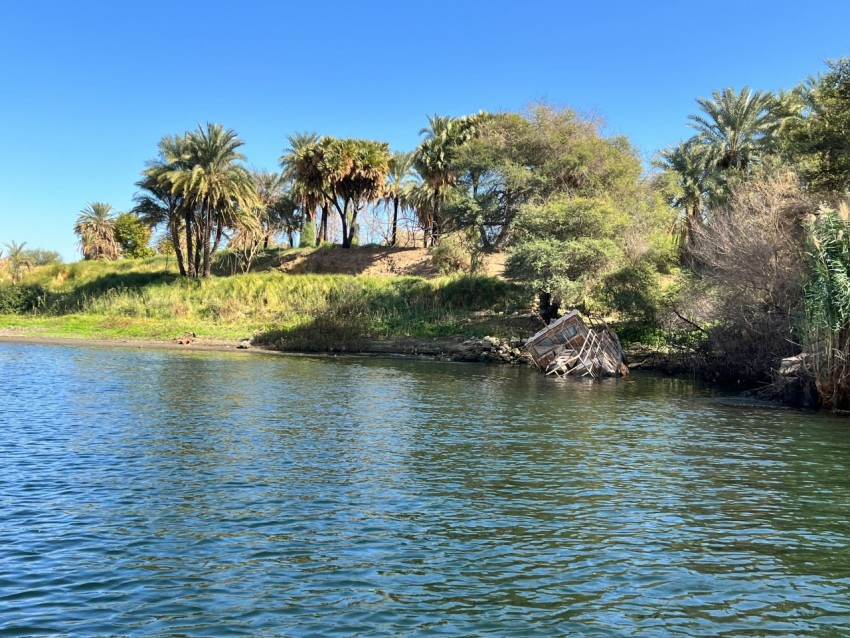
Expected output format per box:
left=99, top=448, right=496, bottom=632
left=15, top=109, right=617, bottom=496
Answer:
left=0, top=331, right=524, bottom=364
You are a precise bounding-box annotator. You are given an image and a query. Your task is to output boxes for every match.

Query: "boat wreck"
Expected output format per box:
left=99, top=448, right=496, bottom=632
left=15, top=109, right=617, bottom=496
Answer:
left=523, top=311, right=628, bottom=378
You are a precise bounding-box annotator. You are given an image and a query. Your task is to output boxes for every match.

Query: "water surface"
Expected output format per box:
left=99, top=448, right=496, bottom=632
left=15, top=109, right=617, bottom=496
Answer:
left=1, top=342, right=849, bottom=636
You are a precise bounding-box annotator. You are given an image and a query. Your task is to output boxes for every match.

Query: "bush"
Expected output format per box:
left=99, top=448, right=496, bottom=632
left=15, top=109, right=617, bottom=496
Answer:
left=431, top=233, right=474, bottom=274
left=0, top=284, right=47, bottom=314
left=601, top=262, right=660, bottom=323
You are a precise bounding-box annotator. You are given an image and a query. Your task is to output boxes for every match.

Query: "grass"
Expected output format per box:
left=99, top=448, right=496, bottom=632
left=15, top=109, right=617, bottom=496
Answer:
left=1, top=255, right=532, bottom=348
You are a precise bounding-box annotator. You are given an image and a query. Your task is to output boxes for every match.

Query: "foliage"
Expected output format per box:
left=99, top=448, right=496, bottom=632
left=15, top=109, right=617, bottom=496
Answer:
left=113, top=212, right=155, bottom=258
left=791, top=58, right=850, bottom=196
left=601, top=262, right=661, bottom=324
left=75, top=203, right=120, bottom=260
left=673, top=172, right=814, bottom=384
left=688, top=87, right=781, bottom=173
left=803, top=206, right=850, bottom=410
left=431, top=231, right=478, bottom=274
left=2, top=241, right=35, bottom=283
left=24, top=248, right=62, bottom=266
left=0, top=283, right=46, bottom=313
left=141, top=124, right=258, bottom=278
left=505, top=194, right=663, bottom=311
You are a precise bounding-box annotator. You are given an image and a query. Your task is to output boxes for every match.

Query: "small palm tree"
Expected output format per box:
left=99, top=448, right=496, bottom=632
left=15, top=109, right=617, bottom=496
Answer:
left=75, top=203, right=119, bottom=260
left=382, top=151, right=416, bottom=246
left=3, top=241, right=34, bottom=283
left=656, top=141, right=717, bottom=253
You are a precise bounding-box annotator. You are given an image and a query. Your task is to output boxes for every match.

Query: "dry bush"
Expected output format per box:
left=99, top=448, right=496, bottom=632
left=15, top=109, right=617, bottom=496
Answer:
left=681, top=171, right=814, bottom=382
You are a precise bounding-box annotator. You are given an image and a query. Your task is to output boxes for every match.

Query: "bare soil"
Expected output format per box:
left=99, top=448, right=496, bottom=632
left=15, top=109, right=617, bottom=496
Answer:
left=276, top=246, right=507, bottom=278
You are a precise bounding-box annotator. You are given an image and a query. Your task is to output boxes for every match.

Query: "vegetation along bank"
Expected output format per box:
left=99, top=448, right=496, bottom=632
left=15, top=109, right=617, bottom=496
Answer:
left=4, top=58, right=850, bottom=410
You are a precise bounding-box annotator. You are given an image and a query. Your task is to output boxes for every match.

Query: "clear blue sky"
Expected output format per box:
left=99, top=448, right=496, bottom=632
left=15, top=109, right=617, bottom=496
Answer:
left=1, top=0, right=848, bottom=261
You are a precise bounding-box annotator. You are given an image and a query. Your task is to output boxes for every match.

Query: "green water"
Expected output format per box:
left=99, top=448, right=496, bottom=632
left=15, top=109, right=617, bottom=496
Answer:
left=1, top=342, right=849, bottom=636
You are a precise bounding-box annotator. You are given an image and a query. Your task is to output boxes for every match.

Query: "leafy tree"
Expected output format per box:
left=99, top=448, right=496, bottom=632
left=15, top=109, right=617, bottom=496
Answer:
left=113, top=212, right=154, bottom=258
left=22, top=248, right=62, bottom=266
left=75, top=202, right=120, bottom=260
left=791, top=58, right=850, bottom=196
left=2, top=241, right=34, bottom=283
left=506, top=196, right=628, bottom=311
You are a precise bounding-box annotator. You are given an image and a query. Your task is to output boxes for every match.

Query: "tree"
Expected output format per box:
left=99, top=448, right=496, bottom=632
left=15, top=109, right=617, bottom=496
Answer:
left=791, top=58, right=850, bottom=196
left=280, top=132, right=324, bottom=247
left=113, top=212, right=154, bottom=258
left=655, top=141, right=716, bottom=253
left=414, top=113, right=485, bottom=244
left=283, top=136, right=390, bottom=248
left=135, top=135, right=191, bottom=275
left=75, top=202, right=120, bottom=260
left=688, top=87, right=781, bottom=173
left=163, top=123, right=259, bottom=277
left=3, top=241, right=34, bottom=283
left=381, top=151, right=416, bottom=246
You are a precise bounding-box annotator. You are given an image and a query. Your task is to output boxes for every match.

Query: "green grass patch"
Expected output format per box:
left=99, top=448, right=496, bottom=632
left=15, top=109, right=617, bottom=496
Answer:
left=4, top=257, right=531, bottom=347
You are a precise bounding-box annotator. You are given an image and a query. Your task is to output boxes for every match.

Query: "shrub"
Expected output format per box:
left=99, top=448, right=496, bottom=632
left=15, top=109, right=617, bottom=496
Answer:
left=0, top=284, right=47, bottom=314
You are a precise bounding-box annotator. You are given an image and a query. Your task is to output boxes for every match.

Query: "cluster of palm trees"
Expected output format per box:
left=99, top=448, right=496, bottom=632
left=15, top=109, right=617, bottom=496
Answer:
left=134, top=124, right=259, bottom=277
left=128, top=114, right=492, bottom=277
left=657, top=87, right=790, bottom=250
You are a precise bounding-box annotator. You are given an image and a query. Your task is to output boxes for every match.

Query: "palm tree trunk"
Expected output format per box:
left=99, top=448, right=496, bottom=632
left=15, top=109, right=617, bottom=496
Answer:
left=340, top=198, right=351, bottom=248
left=203, top=204, right=213, bottom=278
left=170, top=222, right=186, bottom=276
left=319, top=205, right=329, bottom=245
left=391, top=197, right=399, bottom=246
left=184, top=208, right=195, bottom=277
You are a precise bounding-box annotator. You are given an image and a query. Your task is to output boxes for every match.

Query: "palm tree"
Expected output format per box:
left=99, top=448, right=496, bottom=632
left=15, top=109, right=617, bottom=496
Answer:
left=414, top=113, right=485, bottom=245
left=381, top=151, right=416, bottom=246
left=688, top=87, right=780, bottom=172
left=3, top=241, right=34, bottom=283
left=134, top=160, right=187, bottom=275
left=280, top=132, right=323, bottom=246
left=656, top=141, right=717, bottom=252
left=75, top=202, right=119, bottom=260
left=164, top=123, right=258, bottom=277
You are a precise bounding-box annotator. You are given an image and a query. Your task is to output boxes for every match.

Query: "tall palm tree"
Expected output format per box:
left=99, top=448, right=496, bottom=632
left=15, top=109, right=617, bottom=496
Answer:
left=164, top=123, right=258, bottom=277
left=414, top=113, right=485, bottom=245
left=381, top=151, right=416, bottom=246
left=3, top=241, right=34, bottom=283
left=75, top=202, right=119, bottom=260
left=688, top=87, right=780, bottom=172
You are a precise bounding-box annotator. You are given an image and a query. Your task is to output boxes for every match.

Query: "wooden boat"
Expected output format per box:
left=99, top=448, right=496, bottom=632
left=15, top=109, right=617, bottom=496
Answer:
left=523, top=311, right=628, bottom=378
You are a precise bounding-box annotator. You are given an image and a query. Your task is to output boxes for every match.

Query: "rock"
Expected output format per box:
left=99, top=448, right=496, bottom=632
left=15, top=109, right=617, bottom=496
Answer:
left=779, top=355, right=804, bottom=376
left=237, top=340, right=251, bottom=349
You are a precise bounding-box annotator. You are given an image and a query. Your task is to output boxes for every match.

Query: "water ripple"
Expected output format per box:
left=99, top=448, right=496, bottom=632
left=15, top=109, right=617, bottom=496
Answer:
left=1, top=342, right=850, bottom=636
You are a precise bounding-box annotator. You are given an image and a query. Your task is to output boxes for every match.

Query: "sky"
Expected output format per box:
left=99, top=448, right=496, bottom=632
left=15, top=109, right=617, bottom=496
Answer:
left=1, top=0, right=849, bottom=261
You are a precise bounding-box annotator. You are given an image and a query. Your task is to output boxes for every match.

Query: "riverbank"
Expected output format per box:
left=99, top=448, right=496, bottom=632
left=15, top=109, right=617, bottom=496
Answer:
left=0, top=326, right=533, bottom=365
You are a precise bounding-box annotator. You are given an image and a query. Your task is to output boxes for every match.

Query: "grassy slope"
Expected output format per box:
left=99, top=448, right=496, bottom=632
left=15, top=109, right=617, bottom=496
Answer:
left=1, top=254, right=533, bottom=346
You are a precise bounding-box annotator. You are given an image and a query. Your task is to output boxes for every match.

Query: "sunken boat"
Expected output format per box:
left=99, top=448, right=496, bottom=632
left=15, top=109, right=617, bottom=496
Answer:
left=524, top=311, right=628, bottom=378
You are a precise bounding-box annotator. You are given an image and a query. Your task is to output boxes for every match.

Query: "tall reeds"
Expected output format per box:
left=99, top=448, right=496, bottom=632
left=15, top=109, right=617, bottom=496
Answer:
left=804, top=205, right=850, bottom=410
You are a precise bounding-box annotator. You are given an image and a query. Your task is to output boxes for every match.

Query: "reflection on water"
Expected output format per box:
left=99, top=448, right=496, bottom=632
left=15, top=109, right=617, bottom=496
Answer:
left=1, top=342, right=850, bottom=636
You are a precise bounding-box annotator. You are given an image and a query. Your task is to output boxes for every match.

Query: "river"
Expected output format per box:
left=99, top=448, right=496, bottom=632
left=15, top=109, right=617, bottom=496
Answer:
left=1, top=342, right=849, bottom=636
